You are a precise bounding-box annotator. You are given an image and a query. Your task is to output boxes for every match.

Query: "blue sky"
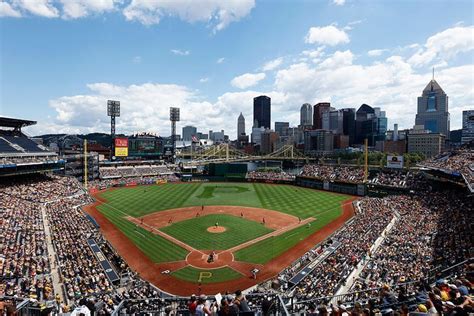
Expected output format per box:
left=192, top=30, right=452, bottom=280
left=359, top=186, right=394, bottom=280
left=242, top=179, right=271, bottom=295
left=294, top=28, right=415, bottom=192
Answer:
left=0, top=0, right=473, bottom=137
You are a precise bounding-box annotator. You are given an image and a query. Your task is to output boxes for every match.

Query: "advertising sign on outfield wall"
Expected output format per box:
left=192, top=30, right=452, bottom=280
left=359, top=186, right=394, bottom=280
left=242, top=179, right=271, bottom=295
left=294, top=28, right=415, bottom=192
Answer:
left=115, top=137, right=128, bottom=147
left=115, top=147, right=128, bottom=157
left=386, top=155, right=404, bottom=169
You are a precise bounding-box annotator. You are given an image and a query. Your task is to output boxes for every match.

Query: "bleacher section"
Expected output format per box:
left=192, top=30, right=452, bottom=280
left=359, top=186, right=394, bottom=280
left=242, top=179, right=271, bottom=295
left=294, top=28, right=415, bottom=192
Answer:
left=0, top=117, right=62, bottom=175
left=0, top=137, right=19, bottom=153
left=3, top=135, right=48, bottom=152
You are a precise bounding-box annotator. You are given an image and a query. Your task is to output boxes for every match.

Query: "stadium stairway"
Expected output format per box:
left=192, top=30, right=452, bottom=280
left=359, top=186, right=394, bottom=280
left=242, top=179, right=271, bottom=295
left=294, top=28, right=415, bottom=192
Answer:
left=41, top=205, right=65, bottom=304
left=331, top=212, right=400, bottom=302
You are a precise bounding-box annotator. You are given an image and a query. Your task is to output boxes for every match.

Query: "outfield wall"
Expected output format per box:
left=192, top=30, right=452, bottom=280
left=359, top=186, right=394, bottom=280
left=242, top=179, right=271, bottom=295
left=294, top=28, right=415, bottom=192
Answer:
left=295, top=176, right=366, bottom=196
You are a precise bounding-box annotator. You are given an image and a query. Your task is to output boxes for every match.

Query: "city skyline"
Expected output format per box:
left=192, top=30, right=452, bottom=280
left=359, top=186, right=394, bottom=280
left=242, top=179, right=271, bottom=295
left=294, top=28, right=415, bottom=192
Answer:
left=0, top=0, right=473, bottom=137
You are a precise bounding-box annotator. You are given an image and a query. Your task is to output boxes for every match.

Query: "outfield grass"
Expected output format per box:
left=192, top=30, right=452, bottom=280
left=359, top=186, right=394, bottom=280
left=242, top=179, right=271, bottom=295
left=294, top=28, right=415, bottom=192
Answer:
left=98, top=183, right=201, bottom=217
left=171, top=266, right=242, bottom=284
left=97, top=182, right=351, bottom=266
left=233, top=208, right=342, bottom=264
left=97, top=203, right=189, bottom=263
left=98, top=183, right=348, bottom=219
left=160, top=214, right=273, bottom=250
left=253, top=184, right=347, bottom=219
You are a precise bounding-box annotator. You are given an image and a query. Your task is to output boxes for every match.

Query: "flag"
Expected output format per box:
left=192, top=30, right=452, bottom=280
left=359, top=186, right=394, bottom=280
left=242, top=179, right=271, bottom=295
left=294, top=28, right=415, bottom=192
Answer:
left=192, top=135, right=199, bottom=143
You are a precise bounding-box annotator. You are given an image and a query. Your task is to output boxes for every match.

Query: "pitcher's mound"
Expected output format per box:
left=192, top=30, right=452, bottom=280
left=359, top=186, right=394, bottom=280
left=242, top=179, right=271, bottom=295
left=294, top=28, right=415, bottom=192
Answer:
left=207, top=226, right=227, bottom=233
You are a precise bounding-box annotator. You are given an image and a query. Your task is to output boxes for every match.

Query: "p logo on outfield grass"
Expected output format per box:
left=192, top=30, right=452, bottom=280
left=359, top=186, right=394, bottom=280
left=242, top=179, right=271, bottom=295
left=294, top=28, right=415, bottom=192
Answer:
left=198, top=271, right=213, bottom=282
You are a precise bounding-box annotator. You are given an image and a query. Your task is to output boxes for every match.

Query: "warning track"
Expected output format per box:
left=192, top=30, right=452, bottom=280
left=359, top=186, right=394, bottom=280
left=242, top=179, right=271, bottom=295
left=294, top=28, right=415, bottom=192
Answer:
left=84, top=189, right=356, bottom=296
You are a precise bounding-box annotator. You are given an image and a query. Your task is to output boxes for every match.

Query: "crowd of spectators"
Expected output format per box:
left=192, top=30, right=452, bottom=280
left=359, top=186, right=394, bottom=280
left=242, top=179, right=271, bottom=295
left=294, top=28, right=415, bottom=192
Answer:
left=0, top=194, right=53, bottom=300
left=422, top=149, right=474, bottom=188
left=89, top=174, right=179, bottom=190
left=301, top=165, right=365, bottom=183
left=100, top=164, right=173, bottom=179
left=280, top=189, right=473, bottom=315
left=280, top=198, right=394, bottom=301
left=368, top=170, right=416, bottom=188
left=246, top=170, right=295, bottom=182
left=0, top=155, right=59, bottom=166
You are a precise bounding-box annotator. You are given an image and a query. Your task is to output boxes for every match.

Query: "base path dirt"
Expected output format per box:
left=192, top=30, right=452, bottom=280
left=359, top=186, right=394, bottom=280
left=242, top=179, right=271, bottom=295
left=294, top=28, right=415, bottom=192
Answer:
left=138, top=205, right=300, bottom=230
left=84, top=190, right=357, bottom=296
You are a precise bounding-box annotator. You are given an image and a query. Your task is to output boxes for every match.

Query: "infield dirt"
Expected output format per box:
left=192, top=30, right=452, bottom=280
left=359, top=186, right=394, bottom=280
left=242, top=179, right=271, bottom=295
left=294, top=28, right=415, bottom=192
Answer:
left=84, top=188, right=356, bottom=296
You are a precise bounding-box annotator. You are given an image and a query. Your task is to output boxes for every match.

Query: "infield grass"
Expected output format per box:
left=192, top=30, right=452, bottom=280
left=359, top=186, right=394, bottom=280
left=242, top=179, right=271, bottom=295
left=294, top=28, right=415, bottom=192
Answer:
left=171, top=266, right=242, bottom=284
left=160, top=214, right=273, bottom=250
left=233, top=208, right=342, bottom=264
left=96, top=182, right=351, bottom=267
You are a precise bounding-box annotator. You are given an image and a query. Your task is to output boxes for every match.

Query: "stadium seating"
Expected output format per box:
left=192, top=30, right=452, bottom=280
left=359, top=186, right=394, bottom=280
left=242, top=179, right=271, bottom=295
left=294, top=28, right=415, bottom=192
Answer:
left=0, top=137, right=19, bottom=153
left=1, top=156, right=473, bottom=315
left=3, top=135, right=47, bottom=153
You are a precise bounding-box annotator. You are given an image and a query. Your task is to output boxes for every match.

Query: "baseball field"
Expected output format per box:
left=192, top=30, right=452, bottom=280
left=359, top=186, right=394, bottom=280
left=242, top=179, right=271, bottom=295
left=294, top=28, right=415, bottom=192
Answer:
left=85, top=182, right=355, bottom=295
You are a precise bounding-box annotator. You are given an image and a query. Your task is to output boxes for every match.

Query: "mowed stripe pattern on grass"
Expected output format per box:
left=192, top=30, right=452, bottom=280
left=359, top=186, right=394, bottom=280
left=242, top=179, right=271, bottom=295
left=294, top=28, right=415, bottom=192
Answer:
left=160, top=214, right=273, bottom=250
left=171, top=266, right=242, bottom=284
left=99, top=183, right=201, bottom=217
left=253, top=183, right=348, bottom=219
left=233, top=208, right=341, bottom=264
left=98, top=203, right=189, bottom=263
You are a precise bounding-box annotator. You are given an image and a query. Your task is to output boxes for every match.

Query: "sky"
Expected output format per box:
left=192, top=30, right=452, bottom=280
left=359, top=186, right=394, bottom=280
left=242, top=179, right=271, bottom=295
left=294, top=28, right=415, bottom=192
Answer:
left=0, top=0, right=473, bottom=138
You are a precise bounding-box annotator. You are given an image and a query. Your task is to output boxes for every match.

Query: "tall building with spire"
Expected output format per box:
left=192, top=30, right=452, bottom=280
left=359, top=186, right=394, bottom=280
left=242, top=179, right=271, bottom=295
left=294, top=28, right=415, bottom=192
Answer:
left=415, top=72, right=450, bottom=139
left=300, top=103, right=313, bottom=128
left=237, top=112, right=245, bottom=137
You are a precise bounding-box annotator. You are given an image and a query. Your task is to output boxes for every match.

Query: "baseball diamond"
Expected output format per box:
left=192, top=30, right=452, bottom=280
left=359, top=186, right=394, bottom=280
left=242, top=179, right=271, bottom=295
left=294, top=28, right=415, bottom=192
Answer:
left=84, top=182, right=355, bottom=295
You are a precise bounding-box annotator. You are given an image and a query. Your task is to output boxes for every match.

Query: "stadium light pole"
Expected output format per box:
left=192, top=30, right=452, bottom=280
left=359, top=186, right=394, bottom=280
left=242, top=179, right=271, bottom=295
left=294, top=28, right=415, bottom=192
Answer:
left=169, top=107, right=180, bottom=163
left=107, top=100, right=120, bottom=160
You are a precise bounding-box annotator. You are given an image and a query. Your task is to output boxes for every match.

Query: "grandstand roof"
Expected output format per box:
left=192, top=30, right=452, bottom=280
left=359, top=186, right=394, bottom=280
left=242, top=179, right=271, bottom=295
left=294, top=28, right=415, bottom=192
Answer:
left=0, top=116, right=37, bottom=129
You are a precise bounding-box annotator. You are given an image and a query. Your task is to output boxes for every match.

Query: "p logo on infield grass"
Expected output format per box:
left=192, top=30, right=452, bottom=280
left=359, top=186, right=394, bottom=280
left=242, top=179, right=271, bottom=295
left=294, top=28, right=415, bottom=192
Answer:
left=198, top=271, right=212, bottom=282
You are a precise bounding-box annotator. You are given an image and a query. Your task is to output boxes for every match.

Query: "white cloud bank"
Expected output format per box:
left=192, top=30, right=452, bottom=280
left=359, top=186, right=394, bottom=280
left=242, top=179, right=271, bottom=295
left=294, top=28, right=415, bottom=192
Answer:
left=262, top=57, right=284, bottom=71
left=0, top=0, right=255, bottom=31
left=123, top=0, right=255, bottom=32
left=30, top=25, right=474, bottom=138
left=305, top=25, right=350, bottom=46
left=231, top=73, right=266, bottom=89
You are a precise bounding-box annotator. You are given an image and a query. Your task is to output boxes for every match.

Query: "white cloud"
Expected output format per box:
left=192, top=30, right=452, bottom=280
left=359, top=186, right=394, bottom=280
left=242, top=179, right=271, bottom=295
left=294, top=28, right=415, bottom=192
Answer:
left=60, top=0, right=116, bottom=19
left=132, top=56, right=142, bottom=63
left=262, top=57, right=283, bottom=71
left=368, top=49, right=388, bottom=57
left=199, top=77, right=209, bottom=83
left=408, top=26, right=474, bottom=67
left=171, top=49, right=190, bottom=56
left=12, top=0, right=59, bottom=18
left=231, top=72, right=266, bottom=89
left=305, top=25, right=350, bottom=46
left=123, top=0, right=255, bottom=32
left=318, top=50, right=353, bottom=68
left=36, top=82, right=290, bottom=139
left=0, top=1, right=21, bottom=17
left=333, top=0, right=345, bottom=5
left=273, top=48, right=472, bottom=130
left=217, top=57, right=225, bottom=64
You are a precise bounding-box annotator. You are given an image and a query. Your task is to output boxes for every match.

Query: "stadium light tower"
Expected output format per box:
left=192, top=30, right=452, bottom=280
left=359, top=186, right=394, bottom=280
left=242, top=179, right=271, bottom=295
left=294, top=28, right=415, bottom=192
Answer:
left=107, top=100, right=120, bottom=160
left=169, top=107, right=180, bottom=163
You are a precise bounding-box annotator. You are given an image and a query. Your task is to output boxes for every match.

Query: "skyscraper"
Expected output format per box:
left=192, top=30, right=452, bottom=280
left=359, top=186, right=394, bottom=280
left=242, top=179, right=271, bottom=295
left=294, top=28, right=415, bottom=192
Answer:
left=415, top=77, right=450, bottom=139
left=275, top=122, right=290, bottom=136
left=253, top=95, right=271, bottom=129
left=461, top=110, right=474, bottom=144
left=237, top=112, right=245, bottom=137
left=182, top=125, right=197, bottom=141
left=355, top=104, right=387, bottom=146
left=313, top=102, right=331, bottom=129
left=300, top=103, right=313, bottom=128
